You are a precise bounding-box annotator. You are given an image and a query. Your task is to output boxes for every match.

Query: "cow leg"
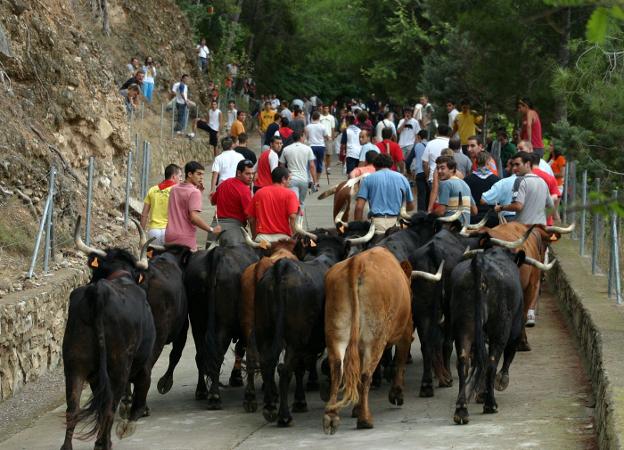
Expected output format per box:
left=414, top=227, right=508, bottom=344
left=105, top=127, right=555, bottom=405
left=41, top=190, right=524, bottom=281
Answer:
left=322, top=348, right=343, bottom=435
left=305, top=354, right=319, bottom=391
left=277, top=358, right=294, bottom=427
left=356, top=347, right=379, bottom=429
left=441, top=302, right=454, bottom=386
left=60, top=374, right=83, bottom=450
left=118, top=383, right=132, bottom=420
left=293, top=357, right=308, bottom=412
left=389, top=329, right=411, bottom=407
left=207, top=329, right=232, bottom=410
left=194, top=353, right=208, bottom=400
left=381, top=347, right=394, bottom=382
left=496, top=335, right=520, bottom=392
left=453, top=335, right=472, bottom=425
left=371, top=364, right=382, bottom=390
left=96, top=373, right=125, bottom=450
left=415, top=317, right=434, bottom=397
left=518, top=282, right=539, bottom=352
left=158, top=317, right=189, bottom=395
left=116, top=366, right=151, bottom=441
left=483, top=347, right=504, bottom=414
left=229, top=339, right=245, bottom=387
left=243, top=336, right=259, bottom=413
left=261, top=364, right=278, bottom=423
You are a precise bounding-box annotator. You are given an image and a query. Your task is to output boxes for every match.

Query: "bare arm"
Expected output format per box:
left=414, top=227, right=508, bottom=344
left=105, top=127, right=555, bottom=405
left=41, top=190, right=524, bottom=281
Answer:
left=354, top=198, right=366, bottom=221
left=427, top=171, right=439, bottom=213
left=397, top=160, right=405, bottom=174
left=288, top=214, right=297, bottom=234
left=527, top=111, right=533, bottom=140
left=140, top=203, right=151, bottom=230
left=190, top=210, right=216, bottom=233
left=210, top=171, right=218, bottom=193
left=248, top=216, right=256, bottom=237
left=309, top=161, right=318, bottom=185
left=496, top=202, right=523, bottom=213
left=470, top=202, right=478, bottom=216
left=406, top=200, right=415, bottom=212
left=422, top=161, right=430, bottom=182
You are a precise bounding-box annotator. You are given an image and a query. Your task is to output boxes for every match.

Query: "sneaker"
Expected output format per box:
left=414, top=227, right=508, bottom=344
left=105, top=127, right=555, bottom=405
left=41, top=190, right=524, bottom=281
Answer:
left=176, top=131, right=183, bottom=135
left=326, top=167, right=332, bottom=175
left=187, top=132, right=195, bottom=139
left=526, top=309, right=536, bottom=327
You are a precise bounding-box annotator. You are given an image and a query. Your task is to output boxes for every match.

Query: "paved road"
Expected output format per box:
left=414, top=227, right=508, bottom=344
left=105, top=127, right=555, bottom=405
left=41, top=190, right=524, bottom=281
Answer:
left=0, top=152, right=597, bottom=449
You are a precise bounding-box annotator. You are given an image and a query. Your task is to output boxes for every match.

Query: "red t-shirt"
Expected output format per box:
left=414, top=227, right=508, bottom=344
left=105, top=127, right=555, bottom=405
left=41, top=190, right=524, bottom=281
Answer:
left=533, top=168, right=559, bottom=226
left=255, top=151, right=273, bottom=188
left=245, top=184, right=299, bottom=235
left=211, top=177, right=251, bottom=223
left=376, top=139, right=403, bottom=171
left=521, top=112, right=544, bottom=149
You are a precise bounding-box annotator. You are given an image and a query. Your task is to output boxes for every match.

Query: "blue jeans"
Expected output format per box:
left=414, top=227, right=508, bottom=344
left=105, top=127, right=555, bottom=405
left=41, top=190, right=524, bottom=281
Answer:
left=199, top=57, right=208, bottom=72
left=289, top=179, right=309, bottom=209
left=311, top=146, right=325, bottom=173
left=174, top=103, right=188, bottom=132
left=142, top=81, right=154, bottom=102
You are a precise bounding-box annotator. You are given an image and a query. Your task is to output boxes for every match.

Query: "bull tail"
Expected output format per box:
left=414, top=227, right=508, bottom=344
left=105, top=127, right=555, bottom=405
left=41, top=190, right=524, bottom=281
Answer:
left=268, top=259, right=289, bottom=368
left=74, top=283, right=113, bottom=440
left=204, top=248, right=220, bottom=377
left=318, top=184, right=340, bottom=200
left=332, top=258, right=362, bottom=409
left=467, top=255, right=487, bottom=401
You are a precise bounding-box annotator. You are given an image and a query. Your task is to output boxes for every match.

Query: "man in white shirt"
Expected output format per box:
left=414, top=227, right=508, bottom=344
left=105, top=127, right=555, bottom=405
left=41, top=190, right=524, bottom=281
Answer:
left=447, top=100, right=459, bottom=138
left=210, top=137, right=244, bottom=194
left=305, top=111, right=330, bottom=182
left=422, top=124, right=452, bottom=184
left=279, top=132, right=317, bottom=209
left=374, top=111, right=397, bottom=143
left=196, top=38, right=210, bottom=72
left=226, top=100, right=237, bottom=133
left=341, top=115, right=362, bottom=175
left=172, top=74, right=192, bottom=133
left=190, top=100, right=222, bottom=156
left=280, top=100, right=293, bottom=122
left=270, top=95, right=280, bottom=110
left=397, top=108, right=421, bottom=159
left=319, top=104, right=337, bottom=174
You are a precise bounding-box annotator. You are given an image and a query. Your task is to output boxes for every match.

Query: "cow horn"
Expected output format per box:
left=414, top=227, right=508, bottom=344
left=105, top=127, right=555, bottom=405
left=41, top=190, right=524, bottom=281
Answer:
left=74, top=216, right=106, bottom=257
left=489, top=233, right=528, bottom=249
left=241, top=227, right=271, bottom=249
left=334, top=203, right=348, bottom=226
left=294, top=216, right=318, bottom=240
left=207, top=240, right=219, bottom=251
left=412, top=260, right=445, bottom=282
left=400, top=205, right=412, bottom=221
left=436, top=210, right=462, bottom=222
left=136, top=237, right=155, bottom=270
left=523, top=254, right=556, bottom=271
left=149, top=243, right=166, bottom=252
left=464, top=217, right=487, bottom=230
left=131, top=218, right=147, bottom=250
left=459, top=226, right=477, bottom=237
left=545, top=223, right=575, bottom=234
left=318, top=184, right=340, bottom=200
left=462, top=248, right=484, bottom=259
left=346, top=223, right=376, bottom=245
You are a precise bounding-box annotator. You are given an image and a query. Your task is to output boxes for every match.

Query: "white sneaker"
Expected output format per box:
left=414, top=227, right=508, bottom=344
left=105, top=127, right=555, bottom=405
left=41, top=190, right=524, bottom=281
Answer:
left=187, top=132, right=195, bottom=139
left=526, top=309, right=536, bottom=327
left=176, top=131, right=183, bottom=135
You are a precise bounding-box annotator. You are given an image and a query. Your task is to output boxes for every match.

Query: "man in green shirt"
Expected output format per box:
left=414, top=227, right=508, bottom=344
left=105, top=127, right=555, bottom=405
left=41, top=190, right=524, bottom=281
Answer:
left=498, top=131, right=517, bottom=177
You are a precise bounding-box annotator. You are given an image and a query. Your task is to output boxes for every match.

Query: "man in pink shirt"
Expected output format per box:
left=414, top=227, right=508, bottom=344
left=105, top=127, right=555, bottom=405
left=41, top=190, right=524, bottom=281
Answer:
left=165, top=161, right=221, bottom=251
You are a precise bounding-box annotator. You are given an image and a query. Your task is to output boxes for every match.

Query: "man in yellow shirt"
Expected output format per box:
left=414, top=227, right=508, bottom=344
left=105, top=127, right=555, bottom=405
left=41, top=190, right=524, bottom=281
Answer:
left=258, top=101, right=275, bottom=144
left=140, top=164, right=182, bottom=245
left=453, top=99, right=482, bottom=154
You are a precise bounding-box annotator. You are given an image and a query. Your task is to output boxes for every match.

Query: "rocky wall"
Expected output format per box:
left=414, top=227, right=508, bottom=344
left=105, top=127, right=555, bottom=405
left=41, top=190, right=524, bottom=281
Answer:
left=0, top=267, right=89, bottom=400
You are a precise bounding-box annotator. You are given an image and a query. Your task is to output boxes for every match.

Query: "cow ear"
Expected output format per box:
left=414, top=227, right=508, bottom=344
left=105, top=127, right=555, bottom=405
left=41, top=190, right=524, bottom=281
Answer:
left=400, top=260, right=412, bottom=279
left=88, top=256, right=99, bottom=269
left=338, top=224, right=345, bottom=235
left=515, top=250, right=526, bottom=267
left=138, top=273, right=145, bottom=284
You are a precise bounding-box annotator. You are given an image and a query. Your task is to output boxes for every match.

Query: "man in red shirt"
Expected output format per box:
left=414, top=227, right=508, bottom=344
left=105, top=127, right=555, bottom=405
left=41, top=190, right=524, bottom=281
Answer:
left=210, top=159, right=254, bottom=236
left=529, top=152, right=560, bottom=224
left=246, top=166, right=299, bottom=242
left=254, top=135, right=282, bottom=193
left=467, top=135, right=498, bottom=176
left=376, top=127, right=404, bottom=172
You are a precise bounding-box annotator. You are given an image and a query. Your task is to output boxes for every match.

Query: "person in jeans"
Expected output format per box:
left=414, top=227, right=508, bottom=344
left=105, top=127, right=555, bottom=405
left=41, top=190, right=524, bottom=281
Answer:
left=142, top=56, right=157, bottom=103
left=305, top=110, right=330, bottom=177
left=406, top=130, right=428, bottom=211
left=172, top=74, right=191, bottom=133
left=279, top=132, right=317, bottom=210
left=197, top=38, right=210, bottom=72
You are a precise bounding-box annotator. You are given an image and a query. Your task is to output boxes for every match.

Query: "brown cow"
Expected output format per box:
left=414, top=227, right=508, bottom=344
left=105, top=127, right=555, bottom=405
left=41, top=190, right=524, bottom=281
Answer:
left=318, top=174, right=370, bottom=225
left=462, top=221, right=573, bottom=351
left=323, top=247, right=413, bottom=434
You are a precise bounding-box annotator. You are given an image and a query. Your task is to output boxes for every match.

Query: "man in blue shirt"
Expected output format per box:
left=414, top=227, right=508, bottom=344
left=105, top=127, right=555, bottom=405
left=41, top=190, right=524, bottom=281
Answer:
left=432, top=155, right=477, bottom=225
left=481, top=170, right=517, bottom=222
left=355, top=153, right=415, bottom=234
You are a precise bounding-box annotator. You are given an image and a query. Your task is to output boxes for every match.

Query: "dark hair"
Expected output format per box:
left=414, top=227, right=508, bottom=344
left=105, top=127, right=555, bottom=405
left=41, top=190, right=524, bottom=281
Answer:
left=446, top=100, right=455, bottom=105
left=271, top=166, right=290, bottom=183
left=144, top=56, right=153, bottom=65
left=467, top=135, right=482, bottom=146
left=270, top=135, right=283, bottom=144
left=435, top=155, right=457, bottom=171
left=498, top=130, right=509, bottom=139
left=373, top=153, right=393, bottom=169
left=237, top=132, right=248, bottom=143
left=273, top=112, right=281, bottom=121
left=437, top=124, right=451, bottom=137
left=365, top=150, right=378, bottom=164
left=384, top=111, right=393, bottom=119
left=236, top=159, right=254, bottom=173
left=381, top=127, right=393, bottom=140
left=181, top=74, right=189, bottom=80
left=221, top=137, right=233, bottom=151
left=417, top=130, right=428, bottom=140
left=512, top=151, right=533, bottom=165
left=184, top=161, right=204, bottom=178
left=164, top=164, right=181, bottom=179
left=281, top=117, right=290, bottom=127
left=475, top=152, right=488, bottom=168
left=449, top=137, right=461, bottom=151
left=291, top=131, right=302, bottom=142
left=460, top=98, right=470, bottom=106
left=357, top=110, right=368, bottom=123
left=237, top=110, right=246, bottom=118
left=528, top=152, right=541, bottom=166
left=518, top=97, right=533, bottom=109
left=311, top=111, right=320, bottom=121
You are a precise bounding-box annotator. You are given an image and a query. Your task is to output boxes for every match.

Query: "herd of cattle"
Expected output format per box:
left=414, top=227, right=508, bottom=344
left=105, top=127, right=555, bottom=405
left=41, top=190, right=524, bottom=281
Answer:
left=59, top=207, right=572, bottom=450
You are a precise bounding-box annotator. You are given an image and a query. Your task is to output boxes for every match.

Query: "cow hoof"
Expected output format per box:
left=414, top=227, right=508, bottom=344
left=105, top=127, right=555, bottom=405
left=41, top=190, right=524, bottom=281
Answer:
left=229, top=369, right=244, bottom=387
left=195, top=390, right=208, bottom=401
left=243, top=399, right=258, bottom=413
left=419, top=384, right=434, bottom=398
left=495, top=372, right=509, bottom=391
left=475, top=392, right=485, bottom=404
left=142, top=405, right=150, bottom=417
left=306, top=380, right=319, bottom=391
left=277, top=415, right=293, bottom=427
left=517, top=341, right=531, bottom=352
left=453, top=407, right=470, bottom=425
left=207, top=394, right=222, bottom=410
left=438, top=375, right=453, bottom=388
left=483, top=403, right=498, bottom=414
left=115, top=419, right=136, bottom=440
left=118, top=400, right=131, bottom=420
left=262, top=406, right=278, bottom=423
left=323, top=414, right=340, bottom=435
left=356, top=419, right=374, bottom=429
left=383, top=366, right=394, bottom=382
left=388, top=387, right=404, bottom=406
left=157, top=375, right=173, bottom=395
left=351, top=405, right=360, bottom=418
left=319, top=383, right=330, bottom=402
left=292, top=401, right=308, bottom=413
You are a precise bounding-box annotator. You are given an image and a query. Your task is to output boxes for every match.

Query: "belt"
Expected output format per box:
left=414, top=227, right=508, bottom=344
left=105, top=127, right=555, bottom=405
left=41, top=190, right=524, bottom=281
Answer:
left=371, top=214, right=398, bottom=218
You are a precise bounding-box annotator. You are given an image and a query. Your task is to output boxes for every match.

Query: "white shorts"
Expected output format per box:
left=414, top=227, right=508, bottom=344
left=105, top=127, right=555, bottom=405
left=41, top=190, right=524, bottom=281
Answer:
left=148, top=228, right=166, bottom=246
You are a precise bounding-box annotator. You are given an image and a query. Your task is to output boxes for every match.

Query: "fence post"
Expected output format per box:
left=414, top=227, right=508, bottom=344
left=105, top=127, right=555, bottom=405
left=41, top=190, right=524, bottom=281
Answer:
left=43, top=167, right=56, bottom=274
left=85, top=156, right=95, bottom=246
left=592, top=178, right=601, bottom=275
left=27, top=170, right=54, bottom=278
left=609, top=190, right=622, bottom=304
left=171, top=102, right=176, bottom=138
left=124, top=151, right=133, bottom=231
left=143, top=141, right=151, bottom=198
left=580, top=170, right=587, bottom=256
left=569, top=161, right=577, bottom=239
left=140, top=140, right=147, bottom=199
left=140, top=101, right=144, bottom=121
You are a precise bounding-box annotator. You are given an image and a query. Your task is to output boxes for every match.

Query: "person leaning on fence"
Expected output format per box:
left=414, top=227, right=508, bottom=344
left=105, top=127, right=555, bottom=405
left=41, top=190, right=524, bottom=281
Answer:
left=140, top=164, right=182, bottom=245
left=123, top=84, right=141, bottom=115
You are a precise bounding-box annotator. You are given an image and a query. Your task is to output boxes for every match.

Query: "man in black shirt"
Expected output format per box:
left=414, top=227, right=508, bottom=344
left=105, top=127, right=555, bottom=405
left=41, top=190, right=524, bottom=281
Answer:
left=233, top=133, right=257, bottom=165
left=120, top=71, right=145, bottom=91
left=464, top=151, right=499, bottom=224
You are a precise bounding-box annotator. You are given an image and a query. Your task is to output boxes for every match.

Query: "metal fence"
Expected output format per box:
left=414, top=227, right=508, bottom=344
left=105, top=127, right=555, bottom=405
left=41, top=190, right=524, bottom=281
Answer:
left=562, top=161, right=622, bottom=304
